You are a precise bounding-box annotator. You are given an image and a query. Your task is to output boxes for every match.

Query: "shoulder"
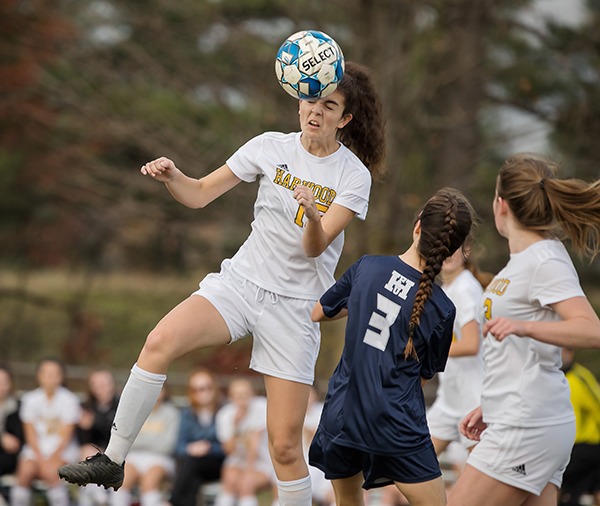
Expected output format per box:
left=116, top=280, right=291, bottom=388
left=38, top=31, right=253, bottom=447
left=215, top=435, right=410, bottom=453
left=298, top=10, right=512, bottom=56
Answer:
left=258, top=131, right=297, bottom=147
left=452, top=270, right=484, bottom=296
left=57, top=386, right=80, bottom=402
left=21, top=388, right=42, bottom=404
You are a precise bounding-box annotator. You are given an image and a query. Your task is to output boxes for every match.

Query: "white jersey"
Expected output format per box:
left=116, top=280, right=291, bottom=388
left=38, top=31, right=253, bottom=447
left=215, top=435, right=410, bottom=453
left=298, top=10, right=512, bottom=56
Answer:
left=434, top=269, right=484, bottom=417
left=481, top=239, right=584, bottom=427
left=20, top=386, right=81, bottom=457
left=226, top=131, right=372, bottom=299
left=216, top=395, right=270, bottom=466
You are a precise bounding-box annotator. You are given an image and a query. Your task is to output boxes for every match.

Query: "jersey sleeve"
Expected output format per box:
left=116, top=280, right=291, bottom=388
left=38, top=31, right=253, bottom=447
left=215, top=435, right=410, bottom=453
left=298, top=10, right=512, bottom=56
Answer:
left=332, top=168, right=371, bottom=221
left=529, top=254, right=584, bottom=307
left=319, top=259, right=360, bottom=318
left=226, top=134, right=264, bottom=183
left=420, top=309, right=455, bottom=380
left=215, top=405, right=234, bottom=442
left=19, top=392, right=36, bottom=424
left=454, top=279, right=483, bottom=329
left=61, top=391, right=82, bottom=425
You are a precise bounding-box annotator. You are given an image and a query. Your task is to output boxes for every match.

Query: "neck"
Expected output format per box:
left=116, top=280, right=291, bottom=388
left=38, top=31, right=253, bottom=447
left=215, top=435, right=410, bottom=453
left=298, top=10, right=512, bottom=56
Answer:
left=505, top=220, right=547, bottom=254
left=399, top=243, right=425, bottom=272
left=300, top=133, right=339, bottom=157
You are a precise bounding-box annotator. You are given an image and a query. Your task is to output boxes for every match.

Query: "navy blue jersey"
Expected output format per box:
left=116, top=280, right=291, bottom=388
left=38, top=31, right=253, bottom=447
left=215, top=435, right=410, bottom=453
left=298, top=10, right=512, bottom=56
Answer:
left=318, top=255, right=455, bottom=456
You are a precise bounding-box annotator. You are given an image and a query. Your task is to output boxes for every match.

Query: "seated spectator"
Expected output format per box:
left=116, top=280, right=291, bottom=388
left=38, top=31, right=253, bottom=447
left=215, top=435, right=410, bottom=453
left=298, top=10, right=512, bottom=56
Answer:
left=77, top=368, right=120, bottom=506
left=214, top=379, right=273, bottom=506
left=559, top=348, right=600, bottom=506
left=10, top=357, right=81, bottom=506
left=303, top=386, right=334, bottom=506
left=169, top=369, right=225, bottom=506
left=111, top=385, right=180, bottom=506
left=0, top=364, right=24, bottom=502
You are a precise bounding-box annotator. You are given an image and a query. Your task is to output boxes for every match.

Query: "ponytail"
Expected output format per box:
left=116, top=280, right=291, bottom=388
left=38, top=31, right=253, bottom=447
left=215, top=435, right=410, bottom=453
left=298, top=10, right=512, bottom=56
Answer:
left=498, top=153, right=600, bottom=258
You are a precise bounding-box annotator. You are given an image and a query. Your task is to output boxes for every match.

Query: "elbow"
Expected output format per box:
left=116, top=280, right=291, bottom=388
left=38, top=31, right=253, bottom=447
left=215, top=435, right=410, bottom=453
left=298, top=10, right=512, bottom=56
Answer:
left=304, top=245, right=325, bottom=258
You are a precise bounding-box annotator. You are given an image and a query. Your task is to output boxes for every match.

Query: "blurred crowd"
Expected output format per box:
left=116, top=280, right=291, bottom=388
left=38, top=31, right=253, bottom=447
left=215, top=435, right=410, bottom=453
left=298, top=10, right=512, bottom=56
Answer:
left=1, top=355, right=599, bottom=506
left=0, top=358, right=334, bottom=506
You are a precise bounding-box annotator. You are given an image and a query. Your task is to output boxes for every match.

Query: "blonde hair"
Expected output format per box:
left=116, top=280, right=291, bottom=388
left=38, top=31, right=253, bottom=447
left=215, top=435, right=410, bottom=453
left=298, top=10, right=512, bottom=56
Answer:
left=498, top=153, right=600, bottom=258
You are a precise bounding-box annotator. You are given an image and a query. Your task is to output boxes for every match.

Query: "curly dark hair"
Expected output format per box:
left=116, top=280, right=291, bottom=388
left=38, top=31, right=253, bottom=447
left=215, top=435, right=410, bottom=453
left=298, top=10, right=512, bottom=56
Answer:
left=336, top=62, right=387, bottom=180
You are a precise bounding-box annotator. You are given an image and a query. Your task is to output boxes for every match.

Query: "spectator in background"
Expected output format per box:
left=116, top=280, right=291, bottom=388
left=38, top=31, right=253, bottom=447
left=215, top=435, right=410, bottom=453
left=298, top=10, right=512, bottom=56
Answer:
left=0, top=365, right=24, bottom=496
left=169, top=369, right=225, bottom=506
left=77, top=368, right=120, bottom=506
left=214, top=379, right=274, bottom=506
left=111, top=386, right=179, bottom=506
left=303, top=386, right=334, bottom=506
left=559, top=348, right=600, bottom=506
left=10, top=357, right=81, bottom=506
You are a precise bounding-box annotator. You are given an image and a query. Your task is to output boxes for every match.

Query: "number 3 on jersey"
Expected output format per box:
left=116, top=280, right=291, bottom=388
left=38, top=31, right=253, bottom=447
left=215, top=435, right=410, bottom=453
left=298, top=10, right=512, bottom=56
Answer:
left=363, top=293, right=401, bottom=351
left=484, top=298, right=492, bottom=321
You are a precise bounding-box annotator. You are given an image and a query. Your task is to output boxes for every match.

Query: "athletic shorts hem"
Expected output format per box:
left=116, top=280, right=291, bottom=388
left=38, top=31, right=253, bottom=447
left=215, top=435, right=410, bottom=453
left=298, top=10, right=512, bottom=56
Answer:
left=467, top=457, right=543, bottom=496
left=190, top=292, right=235, bottom=344
left=250, top=362, right=314, bottom=385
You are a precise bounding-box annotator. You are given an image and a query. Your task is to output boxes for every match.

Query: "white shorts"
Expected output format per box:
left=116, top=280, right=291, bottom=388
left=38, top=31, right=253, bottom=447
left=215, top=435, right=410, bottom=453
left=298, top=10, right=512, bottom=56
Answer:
left=467, top=421, right=576, bottom=495
left=20, top=443, right=79, bottom=464
left=193, top=259, right=320, bottom=385
left=427, top=401, right=477, bottom=450
left=126, top=451, right=176, bottom=476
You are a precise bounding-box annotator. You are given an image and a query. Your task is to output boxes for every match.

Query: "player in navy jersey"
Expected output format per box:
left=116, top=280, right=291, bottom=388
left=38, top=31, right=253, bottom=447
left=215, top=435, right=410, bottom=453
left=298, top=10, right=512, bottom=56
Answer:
left=309, top=188, right=476, bottom=506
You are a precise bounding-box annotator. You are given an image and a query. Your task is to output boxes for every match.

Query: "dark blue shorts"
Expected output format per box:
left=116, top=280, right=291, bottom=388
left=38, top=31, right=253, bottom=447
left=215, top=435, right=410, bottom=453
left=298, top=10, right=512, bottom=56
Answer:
left=308, top=427, right=441, bottom=489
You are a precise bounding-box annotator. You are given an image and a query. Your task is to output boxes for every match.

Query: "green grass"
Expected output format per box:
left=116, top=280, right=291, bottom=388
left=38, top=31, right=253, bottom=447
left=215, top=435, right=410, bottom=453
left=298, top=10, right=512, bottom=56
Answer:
left=1, top=269, right=599, bottom=383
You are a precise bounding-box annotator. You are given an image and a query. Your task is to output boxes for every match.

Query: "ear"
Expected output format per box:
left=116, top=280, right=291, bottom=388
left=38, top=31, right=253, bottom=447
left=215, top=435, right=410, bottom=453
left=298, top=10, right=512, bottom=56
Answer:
left=496, top=196, right=509, bottom=215
left=338, top=113, right=353, bottom=129
left=413, top=219, right=421, bottom=237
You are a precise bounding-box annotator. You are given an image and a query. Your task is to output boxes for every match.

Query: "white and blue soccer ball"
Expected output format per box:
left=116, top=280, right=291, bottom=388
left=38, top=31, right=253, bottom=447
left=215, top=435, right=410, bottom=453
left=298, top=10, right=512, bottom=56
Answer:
left=275, top=30, right=345, bottom=100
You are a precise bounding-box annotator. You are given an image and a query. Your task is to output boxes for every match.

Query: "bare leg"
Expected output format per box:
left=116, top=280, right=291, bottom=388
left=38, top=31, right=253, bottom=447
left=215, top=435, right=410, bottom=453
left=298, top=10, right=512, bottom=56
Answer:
left=264, top=376, right=310, bottom=481
left=395, top=477, right=446, bottom=506
left=447, top=464, right=530, bottom=506
left=431, top=437, right=451, bottom=456
left=330, top=474, right=365, bottom=506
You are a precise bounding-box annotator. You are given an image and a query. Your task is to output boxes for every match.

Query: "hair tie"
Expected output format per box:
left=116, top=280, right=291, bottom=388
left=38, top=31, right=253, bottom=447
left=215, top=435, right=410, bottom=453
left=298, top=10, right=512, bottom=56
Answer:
left=539, top=179, right=545, bottom=190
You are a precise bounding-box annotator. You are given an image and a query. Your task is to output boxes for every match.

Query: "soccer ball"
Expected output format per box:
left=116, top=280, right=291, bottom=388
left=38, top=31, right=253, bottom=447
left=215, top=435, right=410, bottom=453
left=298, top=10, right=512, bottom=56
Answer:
left=275, top=30, right=345, bottom=100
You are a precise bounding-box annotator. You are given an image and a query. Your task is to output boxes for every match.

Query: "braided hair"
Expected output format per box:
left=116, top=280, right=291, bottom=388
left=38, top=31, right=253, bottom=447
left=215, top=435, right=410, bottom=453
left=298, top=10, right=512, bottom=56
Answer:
left=404, top=188, right=475, bottom=360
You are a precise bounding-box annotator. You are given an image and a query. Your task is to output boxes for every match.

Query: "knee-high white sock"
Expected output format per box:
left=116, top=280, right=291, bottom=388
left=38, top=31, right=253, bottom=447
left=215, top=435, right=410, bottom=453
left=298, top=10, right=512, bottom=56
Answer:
left=140, top=491, right=163, bottom=506
left=104, top=363, right=166, bottom=464
left=214, top=492, right=236, bottom=506
left=276, top=476, right=311, bottom=506
left=238, top=496, right=257, bottom=506
left=47, top=485, right=69, bottom=506
left=110, top=489, right=131, bottom=506
left=10, top=486, right=31, bottom=506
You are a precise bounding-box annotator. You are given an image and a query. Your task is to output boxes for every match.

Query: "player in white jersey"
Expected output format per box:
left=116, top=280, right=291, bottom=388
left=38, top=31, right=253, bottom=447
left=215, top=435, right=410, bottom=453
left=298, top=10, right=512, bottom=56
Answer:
left=59, top=62, right=387, bottom=506
left=427, top=248, right=485, bottom=456
left=11, top=358, right=81, bottom=506
left=447, top=154, right=600, bottom=506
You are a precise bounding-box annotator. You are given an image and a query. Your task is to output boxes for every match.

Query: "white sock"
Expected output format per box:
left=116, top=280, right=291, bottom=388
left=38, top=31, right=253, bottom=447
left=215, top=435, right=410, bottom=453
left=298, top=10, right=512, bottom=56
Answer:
left=276, top=476, right=311, bottom=506
left=104, top=363, right=166, bottom=464
left=140, top=491, right=163, bottom=506
left=214, top=492, right=236, bottom=506
left=10, top=486, right=31, bottom=506
left=110, top=489, right=131, bottom=506
left=79, top=484, right=108, bottom=506
left=47, top=485, right=70, bottom=506
left=238, top=497, right=257, bottom=506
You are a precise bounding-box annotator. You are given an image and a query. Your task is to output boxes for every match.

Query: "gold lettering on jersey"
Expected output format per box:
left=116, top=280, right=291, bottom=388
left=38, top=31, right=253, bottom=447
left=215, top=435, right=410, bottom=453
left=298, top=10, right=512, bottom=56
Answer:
left=485, top=278, right=510, bottom=296
left=384, top=270, right=415, bottom=300
left=273, top=168, right=337, bottom=226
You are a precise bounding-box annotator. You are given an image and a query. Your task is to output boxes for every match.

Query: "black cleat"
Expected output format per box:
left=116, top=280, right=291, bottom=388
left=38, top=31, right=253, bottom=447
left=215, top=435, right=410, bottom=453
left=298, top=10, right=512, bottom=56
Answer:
left=58, top=452, right=124, bottom=490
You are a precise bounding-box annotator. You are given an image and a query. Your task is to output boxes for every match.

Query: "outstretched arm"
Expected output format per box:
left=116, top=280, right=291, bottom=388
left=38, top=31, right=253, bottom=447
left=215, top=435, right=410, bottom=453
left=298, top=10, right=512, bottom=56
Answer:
left=483, top=296, right=600, bottom=349
left=294, top=185, right=356, bottom=257
left=141, top=157, right=242, bottom=209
